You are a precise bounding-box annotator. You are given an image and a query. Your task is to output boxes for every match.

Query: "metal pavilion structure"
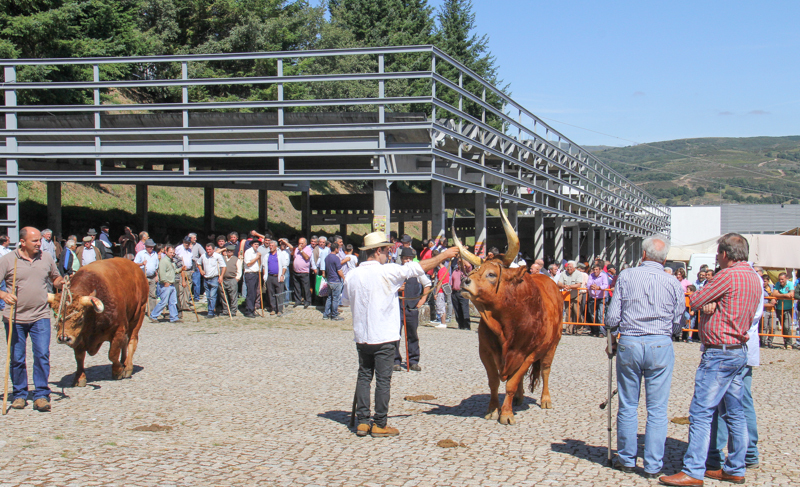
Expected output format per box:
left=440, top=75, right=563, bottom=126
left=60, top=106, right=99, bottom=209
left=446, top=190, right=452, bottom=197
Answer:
left=1, top=45, right=669, bottom=263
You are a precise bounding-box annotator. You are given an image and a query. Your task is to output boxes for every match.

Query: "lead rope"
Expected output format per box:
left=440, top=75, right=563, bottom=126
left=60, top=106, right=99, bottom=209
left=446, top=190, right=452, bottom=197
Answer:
left=54, top=276, right=73, bottom=332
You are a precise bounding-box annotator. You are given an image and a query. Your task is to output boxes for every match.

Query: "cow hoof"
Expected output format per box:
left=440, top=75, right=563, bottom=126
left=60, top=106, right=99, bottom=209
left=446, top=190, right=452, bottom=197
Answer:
left=484, top=409, right=499, bottom=420
left=73, top=377, right=87, bottom=388
left=540, top=399, right=553, bottom=409
left=512, top=395, right=524, bottom=407
left=499, top=414, right=516, bottom=425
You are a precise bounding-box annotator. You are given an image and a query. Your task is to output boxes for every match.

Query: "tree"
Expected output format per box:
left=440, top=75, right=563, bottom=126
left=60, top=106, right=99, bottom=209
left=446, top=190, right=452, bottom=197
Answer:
left=432, top=0, right=505, bottom=128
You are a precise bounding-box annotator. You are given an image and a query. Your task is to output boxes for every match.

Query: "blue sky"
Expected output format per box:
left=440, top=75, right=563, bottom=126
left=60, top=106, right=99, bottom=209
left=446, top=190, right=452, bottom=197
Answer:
left=428, top=0, right=800, bottom=146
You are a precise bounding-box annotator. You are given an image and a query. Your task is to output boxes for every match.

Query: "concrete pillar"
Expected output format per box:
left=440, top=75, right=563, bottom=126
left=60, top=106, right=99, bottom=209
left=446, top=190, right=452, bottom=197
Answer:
left=620, top=237, right=629, bottom=266
left=587, top=227, right=595, bottom=263
left=397, top=220, right=404, bottom=238
left=571, top=225, right=580, bottom=261
left=374, top=179, right=391, bottom=238
left=475, top=193, right=486, bottom=257
left=609, top=232, right=618, bottom=265
left=507, top=202, right=518, bottom=230
left=431, top=180, right=445, bottom=242
left=301, top=190, right=311, bottom=237
left=599, top=228, right=607, bottom=261
left=339, top=223, right=347, bottom=239
left=204, top=187, right=215, bottom=235
left=136, top=184, right=148, bottom=232
left=534, top=211, right=544, bottom=259
left=47, top=182, right=62, bottom=239
left=554, top=217, right=564, bottom=264
left=258, top=189, right=269, bottom=231
left=422, top=221, right=428, bottom=241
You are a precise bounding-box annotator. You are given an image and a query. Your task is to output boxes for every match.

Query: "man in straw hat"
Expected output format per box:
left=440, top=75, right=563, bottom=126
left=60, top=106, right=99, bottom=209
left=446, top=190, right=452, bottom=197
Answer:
left=0, top=227, right=64, bottom=412
left=344, top=231, right=458, bottom=437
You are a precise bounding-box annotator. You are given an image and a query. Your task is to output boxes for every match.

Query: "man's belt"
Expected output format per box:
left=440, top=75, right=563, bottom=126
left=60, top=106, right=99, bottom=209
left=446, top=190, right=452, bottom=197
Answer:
left=704, top=344, right=744, bottom=350
left=268, top=273, right=279, bottom=277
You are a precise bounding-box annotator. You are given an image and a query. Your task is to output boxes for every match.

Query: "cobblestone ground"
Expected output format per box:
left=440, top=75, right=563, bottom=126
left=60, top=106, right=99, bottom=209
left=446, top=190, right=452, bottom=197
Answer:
left=2, top=300, right=799, bottom=486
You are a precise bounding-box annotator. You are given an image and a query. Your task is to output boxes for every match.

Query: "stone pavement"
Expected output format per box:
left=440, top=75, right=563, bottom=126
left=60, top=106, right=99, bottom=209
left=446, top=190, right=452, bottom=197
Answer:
left=1, top=304, right=799, bottom=486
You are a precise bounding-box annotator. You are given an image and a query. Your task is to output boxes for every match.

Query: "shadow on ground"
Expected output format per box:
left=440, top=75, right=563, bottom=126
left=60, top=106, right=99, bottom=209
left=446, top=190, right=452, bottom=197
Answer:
left=421, top=393, right=538, bottom=418
left=56, top=364, right=144, bottom=387
left=551, top=435, right=688, bottom=473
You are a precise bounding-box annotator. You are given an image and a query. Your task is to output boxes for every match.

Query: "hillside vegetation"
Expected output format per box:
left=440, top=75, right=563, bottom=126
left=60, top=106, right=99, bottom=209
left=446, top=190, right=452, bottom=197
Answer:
left=591, top=136, right=800, bottom=205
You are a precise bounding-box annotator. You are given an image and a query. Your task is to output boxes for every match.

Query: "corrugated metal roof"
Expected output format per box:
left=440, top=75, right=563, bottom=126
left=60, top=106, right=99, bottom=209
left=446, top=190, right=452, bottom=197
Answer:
left=721, top=204, right=800, bottom=234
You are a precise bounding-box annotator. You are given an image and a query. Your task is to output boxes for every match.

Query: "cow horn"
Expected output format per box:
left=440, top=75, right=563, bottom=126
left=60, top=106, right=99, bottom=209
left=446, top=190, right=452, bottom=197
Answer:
left=451, top=226, right=483, bottom=268
left=500, top=206, right=520, bottom=267
left=79, top=295, right=105, bottom=313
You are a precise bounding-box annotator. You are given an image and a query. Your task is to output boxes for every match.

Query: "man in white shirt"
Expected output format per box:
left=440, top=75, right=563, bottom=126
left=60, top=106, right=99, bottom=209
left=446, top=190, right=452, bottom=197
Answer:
left=343, top=231, right=457, bottom=438
left=0, top=235, right=10, bottom=257
left=242, top=240, right=263, bottom=318
left=198, top=242, right=226, bottom=319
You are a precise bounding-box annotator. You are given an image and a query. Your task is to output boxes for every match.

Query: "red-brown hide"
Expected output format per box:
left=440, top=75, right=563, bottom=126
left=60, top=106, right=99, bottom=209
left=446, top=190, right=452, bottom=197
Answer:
left=51, top=258, right=148, bottom=387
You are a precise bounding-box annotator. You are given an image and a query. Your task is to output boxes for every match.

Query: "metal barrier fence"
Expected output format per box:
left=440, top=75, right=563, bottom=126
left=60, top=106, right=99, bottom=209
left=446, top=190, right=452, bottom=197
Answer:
left=560, top=290, right=800, bottom=342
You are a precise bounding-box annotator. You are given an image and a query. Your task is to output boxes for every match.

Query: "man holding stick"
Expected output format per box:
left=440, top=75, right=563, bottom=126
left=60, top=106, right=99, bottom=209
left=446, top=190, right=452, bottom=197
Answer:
left=343, top=231, right=457, bottom=437
left=393, top=247, right=431, bottom=372
left=221, top=244, right=241, bottom=318
left=604, top=234, right=684, bottom=479
left=0, top=227, right=64, bottom=412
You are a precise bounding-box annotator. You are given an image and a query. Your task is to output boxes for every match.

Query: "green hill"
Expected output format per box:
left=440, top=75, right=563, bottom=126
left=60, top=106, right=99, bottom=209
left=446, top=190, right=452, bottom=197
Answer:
left=590, top=136, right=800, bottom=205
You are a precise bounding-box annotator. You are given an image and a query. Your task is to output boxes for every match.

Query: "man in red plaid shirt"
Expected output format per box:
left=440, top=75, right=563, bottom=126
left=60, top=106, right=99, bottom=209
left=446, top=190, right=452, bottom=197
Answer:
left=660, top=233, right=761, bottom=487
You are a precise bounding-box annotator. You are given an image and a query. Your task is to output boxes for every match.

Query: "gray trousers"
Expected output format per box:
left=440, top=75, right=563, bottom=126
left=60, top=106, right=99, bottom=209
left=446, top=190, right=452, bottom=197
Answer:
left=147, top=276, right=158, bottom=314
left=356, top=342, right=396, bottom=428
left=266, top=275, right=283, bottom=313
left=222, top=278, right=238, bottom=316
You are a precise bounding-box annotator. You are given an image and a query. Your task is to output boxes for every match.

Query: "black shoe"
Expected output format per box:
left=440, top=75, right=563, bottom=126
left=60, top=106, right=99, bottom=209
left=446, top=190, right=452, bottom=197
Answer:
left=304, top=304, right=309, bottom=309
left=205, top=314, right=215, bottom=319
left=642, top=471, right=661, bottom=479
left=612, top=460, right=635, bottom=473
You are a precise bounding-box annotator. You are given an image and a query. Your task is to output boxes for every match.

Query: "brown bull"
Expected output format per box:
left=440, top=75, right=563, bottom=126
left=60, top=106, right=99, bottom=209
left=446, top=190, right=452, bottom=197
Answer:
left=49, top=258, right=148, bottom=387
left=453, top=211, right=562, bottom=425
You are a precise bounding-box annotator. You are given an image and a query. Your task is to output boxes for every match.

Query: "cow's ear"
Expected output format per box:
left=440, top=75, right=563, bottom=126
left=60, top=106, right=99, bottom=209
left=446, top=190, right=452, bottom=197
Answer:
left=509, top=266, right=527, bottom=282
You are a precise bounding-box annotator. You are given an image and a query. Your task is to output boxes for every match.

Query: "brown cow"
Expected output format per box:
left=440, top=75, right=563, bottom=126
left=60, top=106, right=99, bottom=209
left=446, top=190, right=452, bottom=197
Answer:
left=453, top=211, right=562, bottom=425
left=49, top=258, right=148, bottom=387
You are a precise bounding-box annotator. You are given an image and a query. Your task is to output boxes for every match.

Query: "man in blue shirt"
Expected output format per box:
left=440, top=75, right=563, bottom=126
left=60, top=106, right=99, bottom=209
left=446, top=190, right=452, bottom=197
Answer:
left=772, top=272, right=797, bottom=350
left=604, top=234, right=684, bottom=479
left=323, top=241, right=344, bottom=321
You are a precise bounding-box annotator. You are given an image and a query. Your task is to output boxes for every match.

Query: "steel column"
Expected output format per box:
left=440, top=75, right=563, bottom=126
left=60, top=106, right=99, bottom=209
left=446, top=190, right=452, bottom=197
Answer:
left=373, top=180, right=391, bottom=238
left=534, top=211, right=544, bottom=259
left=431, top=180, right=445, bottom=242
left=258, top=189, right=269, bottom=231
left=475, top=192, right=486, bottom=257
left=136, top=184, right=148, bottom=232
left=204, top=187, right=215, bottom=234
left=554, top=217, right=564, bottom=265
left=47, top=182, right=62, bottom=239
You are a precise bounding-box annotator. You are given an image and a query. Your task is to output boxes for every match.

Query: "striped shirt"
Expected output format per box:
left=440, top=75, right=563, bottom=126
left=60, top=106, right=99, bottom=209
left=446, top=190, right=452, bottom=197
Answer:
left=604, top=260, right=684, bottom=336
left=689, top=260, right=761, bottom=346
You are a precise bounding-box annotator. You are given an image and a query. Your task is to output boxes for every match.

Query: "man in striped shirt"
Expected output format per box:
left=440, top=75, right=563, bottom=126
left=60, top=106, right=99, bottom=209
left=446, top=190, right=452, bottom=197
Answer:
left=661, top=233, right=761, bottom=487
left=604, top=235, right=684, bottom=479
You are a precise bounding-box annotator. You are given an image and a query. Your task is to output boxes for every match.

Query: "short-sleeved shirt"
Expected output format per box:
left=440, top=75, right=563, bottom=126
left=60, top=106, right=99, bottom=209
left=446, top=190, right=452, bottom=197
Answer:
left=436, top=266, right=450, bottom=294
left=0, top=250, right=60, bottom=323
left=200, top=252, right=226, bottom=278
left=325, top=253, right=343, bottom=283
left=558, top=270, right=583, bottom=299
left=774, top=281, right=795, bottom=311
left=134, top=249, right=159, bottom=277
left=293, top=246, right=312, bottom=273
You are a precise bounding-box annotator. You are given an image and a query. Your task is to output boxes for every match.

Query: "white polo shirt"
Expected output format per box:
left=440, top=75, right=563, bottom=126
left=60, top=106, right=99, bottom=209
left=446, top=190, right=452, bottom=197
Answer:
left=343, top=260, right=425, bottom=344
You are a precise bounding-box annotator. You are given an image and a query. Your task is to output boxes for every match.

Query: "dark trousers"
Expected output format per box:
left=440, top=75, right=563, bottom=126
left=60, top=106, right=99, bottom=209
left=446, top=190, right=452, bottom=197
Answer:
left=451, top=292, right=471, bottom=330
left=244, top=272, right=261, bottom=314
left=293, top=272, right=310, bottom=305
left=266, top=274, right=283, bottom=313
left=355, top=342, right=396, bottom=428
left=587, top=297, right=607, bottom=336
left=222, top=278, right=238, bottom=316
left=395, top=308, right=420, bottom=365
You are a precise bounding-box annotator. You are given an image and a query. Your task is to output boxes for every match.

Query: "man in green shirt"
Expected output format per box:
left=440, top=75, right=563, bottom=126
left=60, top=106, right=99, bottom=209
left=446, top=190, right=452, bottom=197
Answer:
left=772, top=272, right=797, bottom=349
left=149, top=245, right=182, bottom=323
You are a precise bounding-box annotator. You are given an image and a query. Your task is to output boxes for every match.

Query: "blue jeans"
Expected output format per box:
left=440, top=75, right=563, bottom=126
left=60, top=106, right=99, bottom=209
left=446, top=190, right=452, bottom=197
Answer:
left=682, top=347, right=747, bottom=480
left=707, top=365, right=758, bottom=468
left=616, top=335, right=675, bottom=474
left=324, top=281, right=343, bottom=318
left=0, top=280, right=5, bottom=310
left=150, top=282, right=179, bottom=322
left=3, top=318, right=51, bottom=400
left=205, top=278, right=219, bottom=317
left=192, top=269, right=202, bottom=300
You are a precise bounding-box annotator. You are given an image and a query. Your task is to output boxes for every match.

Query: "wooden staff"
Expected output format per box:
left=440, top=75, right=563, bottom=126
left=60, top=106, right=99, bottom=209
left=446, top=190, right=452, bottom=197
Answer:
left=402, top=289, right=410, bottom=372
left=182, top=270, right=199, bottom=322
left=3, top=257, right=18, bottom=415
left=217, top=262, right=233, bottom=321
left=258, top=255, right=265, bottom=317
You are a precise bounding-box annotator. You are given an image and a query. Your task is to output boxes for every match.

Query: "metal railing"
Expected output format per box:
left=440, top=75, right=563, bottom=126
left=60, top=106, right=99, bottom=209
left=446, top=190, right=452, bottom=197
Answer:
left=1, top=45, right=669, bottom=242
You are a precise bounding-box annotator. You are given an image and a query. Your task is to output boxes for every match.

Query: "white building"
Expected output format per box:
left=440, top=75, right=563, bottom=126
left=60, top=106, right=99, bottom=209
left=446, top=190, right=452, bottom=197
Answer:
left=670, top=204, right=800, bottom=246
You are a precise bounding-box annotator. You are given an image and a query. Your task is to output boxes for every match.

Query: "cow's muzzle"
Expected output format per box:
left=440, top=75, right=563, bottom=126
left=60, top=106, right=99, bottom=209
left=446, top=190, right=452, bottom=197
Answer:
left=57, top=335, right=76, bottom=347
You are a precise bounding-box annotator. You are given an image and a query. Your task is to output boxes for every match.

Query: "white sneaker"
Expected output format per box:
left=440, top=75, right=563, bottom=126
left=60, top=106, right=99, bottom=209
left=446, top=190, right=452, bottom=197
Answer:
left=434, top=323, right=447, bottom=329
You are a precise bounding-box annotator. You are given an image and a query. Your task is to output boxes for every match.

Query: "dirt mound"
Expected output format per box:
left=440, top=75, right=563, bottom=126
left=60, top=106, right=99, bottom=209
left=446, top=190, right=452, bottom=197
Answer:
left=132, top=423, right=173, bottom=432
left=670, top=417, right=690, bottom=425
left=404, top=395, right=436, bottom=402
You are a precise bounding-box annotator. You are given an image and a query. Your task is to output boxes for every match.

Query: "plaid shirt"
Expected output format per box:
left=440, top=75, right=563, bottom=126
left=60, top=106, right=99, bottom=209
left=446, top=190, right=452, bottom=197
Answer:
left=689, top=261, right=761, bottom=346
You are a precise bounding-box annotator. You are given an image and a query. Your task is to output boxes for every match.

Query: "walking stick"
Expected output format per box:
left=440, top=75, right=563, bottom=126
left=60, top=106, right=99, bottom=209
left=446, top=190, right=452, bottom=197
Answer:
left=606, top=329, right=614, bottom=466
left=183, top=271, right=199, bottom=322
left=258, top=256, right=265, bottom=317
left=3, top=257, right=18, bottom=415
left=217, top=263, right=233, bottom=321
left=402, top=289, right=410, bottom=372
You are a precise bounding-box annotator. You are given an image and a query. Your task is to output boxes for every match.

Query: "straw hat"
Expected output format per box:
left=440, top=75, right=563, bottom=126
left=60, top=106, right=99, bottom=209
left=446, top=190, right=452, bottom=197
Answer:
left=359, top=231, right=391, bottom=250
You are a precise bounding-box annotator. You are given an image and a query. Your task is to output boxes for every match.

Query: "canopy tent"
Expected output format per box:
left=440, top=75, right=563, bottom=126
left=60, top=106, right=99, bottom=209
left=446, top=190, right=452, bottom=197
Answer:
left=667, top=234, right=800, bottom=269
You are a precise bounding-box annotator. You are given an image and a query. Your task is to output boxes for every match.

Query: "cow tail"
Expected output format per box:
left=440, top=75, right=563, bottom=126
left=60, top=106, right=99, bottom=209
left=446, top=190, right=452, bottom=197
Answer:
left=528, top=359, right=542, bottom=393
